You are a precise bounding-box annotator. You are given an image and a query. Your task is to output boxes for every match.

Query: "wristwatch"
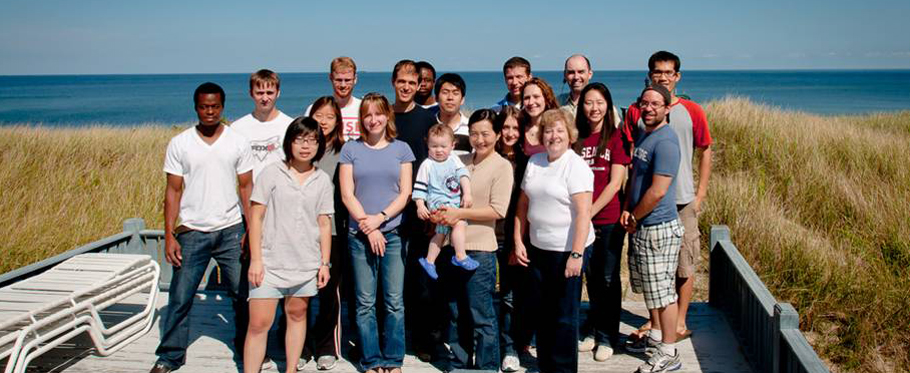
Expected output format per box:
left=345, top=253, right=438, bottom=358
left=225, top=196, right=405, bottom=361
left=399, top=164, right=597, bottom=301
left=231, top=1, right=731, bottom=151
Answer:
left=321, top=262, right=332, bottom=269
left=570, top=252, right=583, bottom=259
left=380, top=211, right=389, bottom=222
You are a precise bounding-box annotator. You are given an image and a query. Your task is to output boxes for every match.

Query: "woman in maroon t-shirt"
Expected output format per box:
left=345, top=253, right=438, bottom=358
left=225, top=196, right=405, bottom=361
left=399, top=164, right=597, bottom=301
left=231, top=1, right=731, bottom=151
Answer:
left=572, top=82, right=631, bottom=362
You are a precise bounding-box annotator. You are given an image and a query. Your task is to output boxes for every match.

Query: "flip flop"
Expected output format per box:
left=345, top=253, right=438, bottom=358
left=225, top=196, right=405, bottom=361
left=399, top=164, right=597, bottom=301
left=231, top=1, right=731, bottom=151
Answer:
left=677, top=329, right=693, bottom=341
left=629, top=323, right=652, bottom=340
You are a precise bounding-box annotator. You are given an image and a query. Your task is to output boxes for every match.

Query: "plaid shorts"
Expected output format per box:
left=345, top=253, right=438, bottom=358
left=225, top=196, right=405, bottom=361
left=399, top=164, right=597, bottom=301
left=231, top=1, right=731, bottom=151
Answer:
left=628, top=219, right=684, bottom=309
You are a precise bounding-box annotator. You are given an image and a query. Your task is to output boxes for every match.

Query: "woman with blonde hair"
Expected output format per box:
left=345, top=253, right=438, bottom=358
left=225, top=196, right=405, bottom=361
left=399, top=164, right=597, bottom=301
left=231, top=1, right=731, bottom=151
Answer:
left=338, top=93, right=414, bottom=373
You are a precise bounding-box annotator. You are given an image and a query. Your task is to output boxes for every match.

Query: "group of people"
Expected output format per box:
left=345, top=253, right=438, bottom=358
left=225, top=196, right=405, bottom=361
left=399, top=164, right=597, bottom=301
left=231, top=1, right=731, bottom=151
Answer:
left=149, top=51, right=713, bottom=373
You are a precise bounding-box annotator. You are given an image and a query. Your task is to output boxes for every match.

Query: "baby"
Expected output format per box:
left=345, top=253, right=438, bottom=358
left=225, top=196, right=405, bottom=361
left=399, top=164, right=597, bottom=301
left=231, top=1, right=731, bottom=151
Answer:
left=413, top=123, right=477, bottom=280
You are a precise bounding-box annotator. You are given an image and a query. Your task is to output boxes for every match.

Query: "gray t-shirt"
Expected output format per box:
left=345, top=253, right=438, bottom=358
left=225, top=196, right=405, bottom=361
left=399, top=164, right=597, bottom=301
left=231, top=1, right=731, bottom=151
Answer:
left=339, top=140, right=415, bottom=232
left=251, top=162, right=334, bottom=288
left=629, top=125, right=680, bottom=226
left=316, top=148, right=342, bottom=236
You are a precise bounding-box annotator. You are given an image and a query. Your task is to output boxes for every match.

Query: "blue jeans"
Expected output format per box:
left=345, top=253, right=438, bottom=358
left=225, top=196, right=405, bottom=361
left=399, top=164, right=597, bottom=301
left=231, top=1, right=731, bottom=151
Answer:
left=348, top=229, right=406, bottom=370
left=155, top=223, right=244, bottom=369
left=529, top=245, right=587, bottom=373
left=441, top=250, right=499, bottom=371
left=582, top=224, right=625, bottom=346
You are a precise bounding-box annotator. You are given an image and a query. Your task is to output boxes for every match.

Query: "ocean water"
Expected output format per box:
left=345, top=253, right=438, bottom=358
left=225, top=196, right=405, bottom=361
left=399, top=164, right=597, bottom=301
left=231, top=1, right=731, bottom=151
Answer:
left=0, top=70, right=908, bottom=126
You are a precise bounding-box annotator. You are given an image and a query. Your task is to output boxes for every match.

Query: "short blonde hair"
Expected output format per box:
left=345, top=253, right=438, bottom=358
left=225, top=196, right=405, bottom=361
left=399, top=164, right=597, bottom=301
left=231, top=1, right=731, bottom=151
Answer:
left=538, top=109, right=578, bottom=144
left=330, top=56, right=357, bottom=74
left=358, top=93, right=397, bottom=142
left=250, top=69, right=280, bottom=90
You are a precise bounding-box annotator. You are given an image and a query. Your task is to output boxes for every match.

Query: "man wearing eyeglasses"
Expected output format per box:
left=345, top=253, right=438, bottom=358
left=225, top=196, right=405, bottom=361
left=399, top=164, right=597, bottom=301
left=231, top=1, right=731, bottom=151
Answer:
left=623, top=51, right=713, bottom=347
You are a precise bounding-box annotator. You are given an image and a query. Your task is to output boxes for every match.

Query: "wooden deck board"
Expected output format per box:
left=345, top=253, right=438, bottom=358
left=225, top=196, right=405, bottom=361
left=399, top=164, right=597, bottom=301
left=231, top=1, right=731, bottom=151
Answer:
left=6, top=292, right=754, bottom=373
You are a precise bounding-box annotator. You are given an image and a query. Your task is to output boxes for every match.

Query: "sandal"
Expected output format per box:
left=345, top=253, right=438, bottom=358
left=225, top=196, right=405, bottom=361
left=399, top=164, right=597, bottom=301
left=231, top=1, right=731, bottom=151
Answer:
left=629, top=322, right=652, bottom=340
left=677, top=329, right=693, bottom=341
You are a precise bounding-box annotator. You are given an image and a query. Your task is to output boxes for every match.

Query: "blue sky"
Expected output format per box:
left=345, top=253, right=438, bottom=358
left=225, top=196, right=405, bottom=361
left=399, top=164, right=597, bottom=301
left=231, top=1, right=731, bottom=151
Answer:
left=1, top=0, right=908, bottom=75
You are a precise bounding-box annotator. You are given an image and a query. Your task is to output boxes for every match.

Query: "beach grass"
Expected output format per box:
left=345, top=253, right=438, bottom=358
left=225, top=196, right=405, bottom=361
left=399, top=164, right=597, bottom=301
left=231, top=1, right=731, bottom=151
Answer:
left=703, top=98, right=910, bottom=372
left=1, top=99, right=909, bottom=371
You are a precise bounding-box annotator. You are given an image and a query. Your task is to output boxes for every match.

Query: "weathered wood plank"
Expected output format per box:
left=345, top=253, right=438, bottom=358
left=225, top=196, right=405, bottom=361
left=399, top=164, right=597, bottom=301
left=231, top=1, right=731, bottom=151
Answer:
left=5, top=292, right=753, bottom=373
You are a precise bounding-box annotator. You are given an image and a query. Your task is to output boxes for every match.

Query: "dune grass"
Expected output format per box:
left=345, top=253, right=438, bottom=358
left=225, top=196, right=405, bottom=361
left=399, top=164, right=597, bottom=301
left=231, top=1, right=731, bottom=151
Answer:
left=0, top=125, right=178, bottom=272
left=703, top=98, right=910, bottom=372
left=0, top=100, right=908, bottom=371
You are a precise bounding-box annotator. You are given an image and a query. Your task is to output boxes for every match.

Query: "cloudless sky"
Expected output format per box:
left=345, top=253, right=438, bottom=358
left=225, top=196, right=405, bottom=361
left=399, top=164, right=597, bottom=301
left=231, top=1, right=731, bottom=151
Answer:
left=1, top=0, right=908, bottom=75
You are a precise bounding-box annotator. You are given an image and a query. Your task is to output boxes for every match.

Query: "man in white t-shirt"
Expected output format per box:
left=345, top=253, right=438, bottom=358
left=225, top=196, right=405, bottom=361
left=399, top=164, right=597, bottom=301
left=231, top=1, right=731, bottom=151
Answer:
left=151, top=82, right=254, bottom=373
left=231, top=69, right=294, bottom=180
left=306, top=57, right=362, bottom=141
left=227, top=69, right=294, bottom=370
left=431, top=73, right=470, bottom=155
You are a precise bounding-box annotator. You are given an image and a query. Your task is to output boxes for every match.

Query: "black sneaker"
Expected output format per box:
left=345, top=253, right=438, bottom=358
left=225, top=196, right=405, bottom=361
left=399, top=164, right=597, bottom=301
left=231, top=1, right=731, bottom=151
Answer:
left=625, top=336, right=659, bottom=354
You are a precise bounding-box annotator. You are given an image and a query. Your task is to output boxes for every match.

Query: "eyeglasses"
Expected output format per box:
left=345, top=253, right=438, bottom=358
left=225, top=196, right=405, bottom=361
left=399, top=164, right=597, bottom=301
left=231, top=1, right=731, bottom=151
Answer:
left=649, top=70, right=677, bottom=77
left=639, top=101, right=666, bottom=109
left=293, top=137, right=318, bottom=145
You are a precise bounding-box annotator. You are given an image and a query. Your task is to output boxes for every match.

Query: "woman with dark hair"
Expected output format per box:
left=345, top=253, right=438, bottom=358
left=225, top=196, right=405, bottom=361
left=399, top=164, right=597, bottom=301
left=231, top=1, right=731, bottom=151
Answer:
left=301, top=96, right=347, bottom=370
left=492, top=105, right=532, bottom=372
left=339, top=93, right=414, bottom=373
left=434, top=108, right=513, bottom=371
left=573, top=83, right=631, bottom=362
left=518, top=77, right=560, bottom=156
left=244, top=117, right=334, bottom=373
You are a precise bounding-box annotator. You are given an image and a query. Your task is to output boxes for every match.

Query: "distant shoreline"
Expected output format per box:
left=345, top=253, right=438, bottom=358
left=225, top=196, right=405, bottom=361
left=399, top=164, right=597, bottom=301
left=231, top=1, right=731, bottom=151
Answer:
left=3, top=67, right=910, bottom=77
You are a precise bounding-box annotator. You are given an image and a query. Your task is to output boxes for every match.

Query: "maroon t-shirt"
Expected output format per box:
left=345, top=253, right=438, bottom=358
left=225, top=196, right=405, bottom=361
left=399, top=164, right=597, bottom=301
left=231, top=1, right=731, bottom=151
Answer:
left=578, top=129, right=632, bottom=225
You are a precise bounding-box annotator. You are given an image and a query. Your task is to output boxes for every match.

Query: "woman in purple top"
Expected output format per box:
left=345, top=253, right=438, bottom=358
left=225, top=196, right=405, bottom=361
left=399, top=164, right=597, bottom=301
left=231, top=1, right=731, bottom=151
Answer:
left=338, top=93, right=414, bottom=373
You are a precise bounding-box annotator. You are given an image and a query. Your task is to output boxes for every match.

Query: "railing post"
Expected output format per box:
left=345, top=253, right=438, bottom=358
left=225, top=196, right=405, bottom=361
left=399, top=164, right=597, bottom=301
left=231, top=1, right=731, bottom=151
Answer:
left=123, top=218, right=146, bottom=254
left=773, top=303, right=799, bottom=373
left=709, top=225, right=731, bottom=307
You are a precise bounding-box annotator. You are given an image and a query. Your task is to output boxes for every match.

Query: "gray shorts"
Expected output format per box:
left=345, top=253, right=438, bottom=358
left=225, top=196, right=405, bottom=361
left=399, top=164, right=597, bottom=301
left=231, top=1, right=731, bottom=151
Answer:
left=628, top=219, right=684, bottom=310
left=249, top=276, right=318, bottom=299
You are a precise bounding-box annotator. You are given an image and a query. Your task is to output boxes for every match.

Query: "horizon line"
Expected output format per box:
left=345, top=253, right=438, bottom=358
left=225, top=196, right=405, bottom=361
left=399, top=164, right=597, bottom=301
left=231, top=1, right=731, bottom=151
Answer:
left=2, top=67, right=910, bottom=78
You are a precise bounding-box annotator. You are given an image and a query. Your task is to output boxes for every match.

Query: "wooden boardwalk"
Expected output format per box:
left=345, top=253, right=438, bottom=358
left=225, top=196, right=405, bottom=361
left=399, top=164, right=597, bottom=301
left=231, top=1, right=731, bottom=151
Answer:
left=6, top=290, right=753, bottom=373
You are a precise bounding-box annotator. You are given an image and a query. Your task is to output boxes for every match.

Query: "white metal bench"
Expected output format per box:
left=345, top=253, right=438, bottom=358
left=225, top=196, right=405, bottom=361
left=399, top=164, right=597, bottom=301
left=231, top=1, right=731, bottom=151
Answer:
left=0, top=253, right=160, bottom=373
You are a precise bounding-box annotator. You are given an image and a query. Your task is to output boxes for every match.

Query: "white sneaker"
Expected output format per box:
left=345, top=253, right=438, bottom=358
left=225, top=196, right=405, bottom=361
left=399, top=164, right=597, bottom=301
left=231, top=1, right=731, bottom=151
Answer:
left=636, top=348, right=681, bottom=373
left=500, top=354, right=520, bottom=372
left=578, top=336, right=595, bottom=352
left=261, top=357, right=277, bottom=371
left=295, top=357, right=308, bottom=371
left=593, top=342, right=614, bottom=362
left=316, top=355, right=337, bottom=370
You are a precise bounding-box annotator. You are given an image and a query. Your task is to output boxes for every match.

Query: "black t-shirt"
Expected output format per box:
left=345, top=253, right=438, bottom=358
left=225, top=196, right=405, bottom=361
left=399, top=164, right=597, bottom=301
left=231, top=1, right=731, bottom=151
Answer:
left=395, top=105, right=436, bottom=169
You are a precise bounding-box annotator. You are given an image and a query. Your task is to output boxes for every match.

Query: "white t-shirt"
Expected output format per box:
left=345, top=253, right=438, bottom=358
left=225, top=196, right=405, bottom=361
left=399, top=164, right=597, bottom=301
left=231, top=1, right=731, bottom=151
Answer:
left=163, top=126, right=255, bottom=232
left=521, top=150, right=596, bottom=252
left=306, top=96, right=362, bottom=141
left=230, top=111, right=293, bottom=180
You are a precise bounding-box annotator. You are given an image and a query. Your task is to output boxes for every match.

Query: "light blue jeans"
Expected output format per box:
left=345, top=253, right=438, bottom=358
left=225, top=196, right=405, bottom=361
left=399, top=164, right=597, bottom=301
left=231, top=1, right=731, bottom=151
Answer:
left=348, top=228, right=406, bottom=370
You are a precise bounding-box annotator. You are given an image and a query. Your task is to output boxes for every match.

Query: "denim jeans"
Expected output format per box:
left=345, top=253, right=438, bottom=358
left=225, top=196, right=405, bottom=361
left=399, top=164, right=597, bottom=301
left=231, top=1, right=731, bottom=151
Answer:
left=441, top=250, right=500, bottom=371
left=155, top=223, right=244, bottom=369
left=529, top=245, right=586, bottom=373
left=348, top=229, right=406, bottom=370
left=496, top=246, right=515, bottom=358
left=582, top=224, right=625, bottom=346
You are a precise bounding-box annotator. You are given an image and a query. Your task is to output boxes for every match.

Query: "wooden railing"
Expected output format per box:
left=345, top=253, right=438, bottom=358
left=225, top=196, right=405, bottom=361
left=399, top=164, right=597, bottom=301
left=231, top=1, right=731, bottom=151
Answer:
left=710, top=225, right=829, bottom=373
